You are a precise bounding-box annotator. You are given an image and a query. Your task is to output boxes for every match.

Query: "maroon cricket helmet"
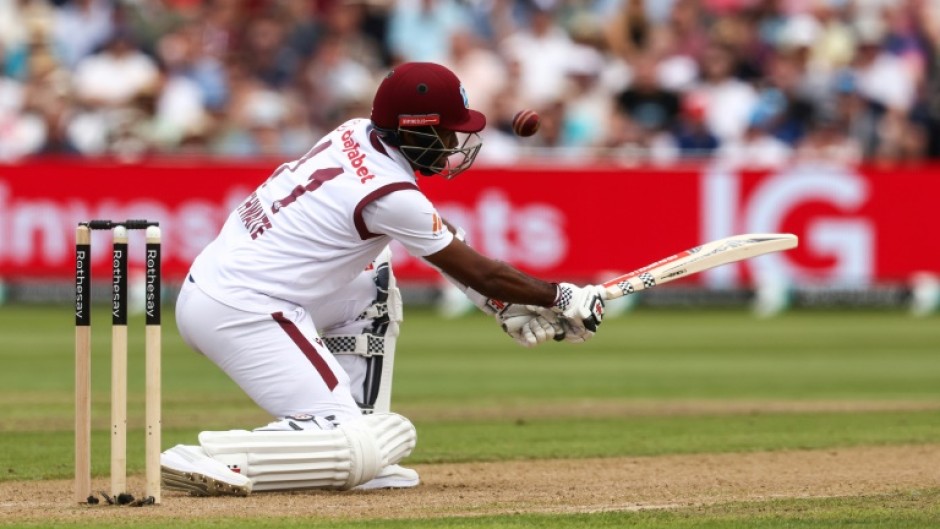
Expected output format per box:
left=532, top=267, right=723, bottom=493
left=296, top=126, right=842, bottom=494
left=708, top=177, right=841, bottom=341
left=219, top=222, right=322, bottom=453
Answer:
left=371, top=62, right=486, bottom=133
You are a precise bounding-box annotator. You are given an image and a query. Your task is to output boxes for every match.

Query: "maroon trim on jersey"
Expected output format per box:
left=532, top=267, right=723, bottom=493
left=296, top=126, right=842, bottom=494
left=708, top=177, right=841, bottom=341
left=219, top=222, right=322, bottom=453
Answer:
left=354, top=182, right=420, bottom=240
left=271, top=312, right=339, bottom=391
left=369, top=129, right=390, bottom=158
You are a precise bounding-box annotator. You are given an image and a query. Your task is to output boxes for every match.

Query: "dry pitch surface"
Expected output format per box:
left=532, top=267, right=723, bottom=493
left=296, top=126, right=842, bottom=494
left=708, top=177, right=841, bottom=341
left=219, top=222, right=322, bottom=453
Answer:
left=3, top=444, right=939, bottom=524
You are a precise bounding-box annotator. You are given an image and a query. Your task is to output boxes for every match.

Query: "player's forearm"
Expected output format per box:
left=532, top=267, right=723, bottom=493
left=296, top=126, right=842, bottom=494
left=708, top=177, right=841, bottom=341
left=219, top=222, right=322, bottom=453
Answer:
left=425, top=231, right=557, bottom=307
left=459, top=260, right=557, bottom=307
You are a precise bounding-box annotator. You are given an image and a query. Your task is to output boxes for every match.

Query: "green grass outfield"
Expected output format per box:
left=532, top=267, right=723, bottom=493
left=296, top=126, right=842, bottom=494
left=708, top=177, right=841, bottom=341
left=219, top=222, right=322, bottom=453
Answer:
left=1, top=304, right=939, bottom=528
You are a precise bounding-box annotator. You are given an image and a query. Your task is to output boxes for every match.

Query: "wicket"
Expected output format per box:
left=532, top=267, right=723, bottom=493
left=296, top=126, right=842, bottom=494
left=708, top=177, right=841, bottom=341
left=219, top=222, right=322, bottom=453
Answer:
left=74, top=219, right=162, bottom=505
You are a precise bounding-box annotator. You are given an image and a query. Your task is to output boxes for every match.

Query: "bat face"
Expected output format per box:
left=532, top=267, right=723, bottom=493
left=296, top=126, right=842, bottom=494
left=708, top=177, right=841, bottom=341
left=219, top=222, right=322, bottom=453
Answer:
left=601, top=234, right=798, bottom=300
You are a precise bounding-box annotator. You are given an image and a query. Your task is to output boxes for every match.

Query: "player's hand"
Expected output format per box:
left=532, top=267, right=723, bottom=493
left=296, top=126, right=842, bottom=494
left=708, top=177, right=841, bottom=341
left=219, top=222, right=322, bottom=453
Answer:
left=550, top=283, right=605, bottom=341
left=553, top=317, right=595, bottom=343
left=497, top=304, right=563, bottom=347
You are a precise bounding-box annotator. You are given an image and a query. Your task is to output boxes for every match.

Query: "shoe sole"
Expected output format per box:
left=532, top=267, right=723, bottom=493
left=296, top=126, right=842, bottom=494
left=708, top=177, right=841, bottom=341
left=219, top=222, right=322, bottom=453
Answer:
left=354, top=477, right=420, bottom=490
left=161, top=465, right=251, bottom=497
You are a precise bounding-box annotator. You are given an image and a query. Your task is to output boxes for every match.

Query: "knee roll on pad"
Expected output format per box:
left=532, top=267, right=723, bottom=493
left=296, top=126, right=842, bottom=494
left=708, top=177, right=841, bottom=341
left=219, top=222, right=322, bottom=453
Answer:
left=196, top=412, right=415, bottom=491
left=356, top=412, right=417, bottom=465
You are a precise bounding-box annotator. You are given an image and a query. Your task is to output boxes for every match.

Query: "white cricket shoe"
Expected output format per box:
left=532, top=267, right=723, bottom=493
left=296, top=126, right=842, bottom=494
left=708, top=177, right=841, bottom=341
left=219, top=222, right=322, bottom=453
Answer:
left=161, top=444, right=252, bottom=497
left=354, top=464, right=420, bottom=490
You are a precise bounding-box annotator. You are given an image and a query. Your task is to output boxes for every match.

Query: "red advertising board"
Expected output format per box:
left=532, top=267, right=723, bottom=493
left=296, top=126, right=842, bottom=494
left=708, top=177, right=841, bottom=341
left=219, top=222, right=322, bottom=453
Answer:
left=0, top=159, right=935, bottom=286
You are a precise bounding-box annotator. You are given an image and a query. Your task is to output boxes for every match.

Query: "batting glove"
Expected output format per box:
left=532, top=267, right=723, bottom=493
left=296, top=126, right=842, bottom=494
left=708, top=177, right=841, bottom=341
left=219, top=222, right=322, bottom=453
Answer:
left=550, top=283, right=606, bottom=342
left=497, top=304, right=563, bottom=347
left=553, top=317, right=595, bottom=343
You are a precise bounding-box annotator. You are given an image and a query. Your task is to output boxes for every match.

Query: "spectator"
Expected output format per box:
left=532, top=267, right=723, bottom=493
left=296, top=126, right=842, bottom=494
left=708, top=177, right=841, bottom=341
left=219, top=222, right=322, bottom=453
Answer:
left=872, top=108, right=928, bottom=163
left=606, top=0, right=652, bottom=60
left=280, top=0, right=323, bottom=60
left=805, top=1, right=856, bottom=74
left=852, top=19, right=918, bottom=114
left=666, top=0, right=710, bottom=63
left=242, top=16, right=298, bottom=89
left=644, top=24, right=698, bottom=91
left=607, top=111, right=678, bottom=165
left=213, top=87, right=284, bottom=157
left=0, top=0, right=40, bottom=80
left=715, top=90, right=793, bottom=169
left=614, top=53, right=681, bottom=135
left=445, top=28, right=508, bottom=121
left=0, top=64, right=45, bottom=160
left=476, top=57, right=529, bottom=165
left=759, top=51, right=815, bottom=145
left=386, top=0, right=465, bottom=64
left=120, top=0, right=191, bottom=58
left=882, top=1, right=929, bottom=72
left=300, top=34, right=376, bottom=130
left=106, top=93, right=160, bottom=161
left=670, top=90, right=721, bottom=158
left=0, top=0, right=29, bottom=56
left=500, top=3, right=578, bottom=108
left=72, top=31, right=160, bottom=109
left=24, top=47, right=79, bottom=156
left=710, top=8, right=766, bottom=82
left=64, top=30, right=160, bottom=156
left=829, top=70, right=879, bottom=155
left=753, top=0, right=788, bottom=52
left=321, top=2, right=385, bottom=72
left=156, top=24, right=227, bottom=112
left=50, top=0, right=114, bottom=69
left=643, top=0, right=680, bottom=26
left=559, top=45, right=615, bottom=150
left=793, top=107, right=863, bottom=165
left=198, top=0, right=246, bottom=61
left=694, top=43, right=759, bottom=143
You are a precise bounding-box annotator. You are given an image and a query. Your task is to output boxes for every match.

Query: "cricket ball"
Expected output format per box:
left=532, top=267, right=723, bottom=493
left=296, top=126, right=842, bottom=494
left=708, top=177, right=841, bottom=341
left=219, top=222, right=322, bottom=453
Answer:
left=512, top=109, right=540, bottom=137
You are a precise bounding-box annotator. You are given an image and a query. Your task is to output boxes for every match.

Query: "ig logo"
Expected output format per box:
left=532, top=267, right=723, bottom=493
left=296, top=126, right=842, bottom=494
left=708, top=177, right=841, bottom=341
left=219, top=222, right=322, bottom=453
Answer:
left=702, top=163, right=873, bottom=286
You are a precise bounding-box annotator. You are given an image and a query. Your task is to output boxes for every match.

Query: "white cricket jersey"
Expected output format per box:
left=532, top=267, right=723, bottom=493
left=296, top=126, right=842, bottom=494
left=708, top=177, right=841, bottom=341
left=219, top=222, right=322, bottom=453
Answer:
left=190, top=118, right=453, bottom=311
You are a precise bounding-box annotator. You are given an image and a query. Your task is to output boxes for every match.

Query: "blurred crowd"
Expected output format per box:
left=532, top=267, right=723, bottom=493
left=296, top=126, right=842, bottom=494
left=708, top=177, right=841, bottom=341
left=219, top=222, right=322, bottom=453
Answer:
left=0, top=0, right=938, bottom=167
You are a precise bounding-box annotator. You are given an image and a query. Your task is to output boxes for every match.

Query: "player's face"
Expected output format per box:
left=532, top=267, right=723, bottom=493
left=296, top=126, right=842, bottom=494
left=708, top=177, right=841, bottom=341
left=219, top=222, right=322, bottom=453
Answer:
left=399, top=126, right=481, bottom=179
left=438, top=129, right=457, bottom=149
left=429, top=129, right=458, bottom=171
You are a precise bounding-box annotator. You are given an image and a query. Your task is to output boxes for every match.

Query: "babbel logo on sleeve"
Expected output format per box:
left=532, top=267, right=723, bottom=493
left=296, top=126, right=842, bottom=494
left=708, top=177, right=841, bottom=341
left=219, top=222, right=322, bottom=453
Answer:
left=431, top=212, right=444, bottom=234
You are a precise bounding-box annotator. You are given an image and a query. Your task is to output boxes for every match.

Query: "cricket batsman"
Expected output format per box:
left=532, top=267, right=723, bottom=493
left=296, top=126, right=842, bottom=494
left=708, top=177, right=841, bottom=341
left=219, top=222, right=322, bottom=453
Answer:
left=161, top=62, right=606, bottom=495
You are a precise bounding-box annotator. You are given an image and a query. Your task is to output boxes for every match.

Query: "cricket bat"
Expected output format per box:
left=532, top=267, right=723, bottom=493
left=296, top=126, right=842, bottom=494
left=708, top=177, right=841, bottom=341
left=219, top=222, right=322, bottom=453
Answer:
left=600, top=233, right=798, bottom=300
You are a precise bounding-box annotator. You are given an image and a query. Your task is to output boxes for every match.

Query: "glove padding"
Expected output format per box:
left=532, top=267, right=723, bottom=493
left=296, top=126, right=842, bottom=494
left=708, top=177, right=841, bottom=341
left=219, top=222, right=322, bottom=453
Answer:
left=553, top=317, right=594, bottom=343
left=497, top=304, right=563, bottom=348
left=550, top=282, right=606, bottom=342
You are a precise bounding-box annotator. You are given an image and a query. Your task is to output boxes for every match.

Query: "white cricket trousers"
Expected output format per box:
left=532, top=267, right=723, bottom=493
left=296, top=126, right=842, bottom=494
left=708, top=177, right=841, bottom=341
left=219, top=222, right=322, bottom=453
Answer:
left=175, top=272, right=377, bottom=424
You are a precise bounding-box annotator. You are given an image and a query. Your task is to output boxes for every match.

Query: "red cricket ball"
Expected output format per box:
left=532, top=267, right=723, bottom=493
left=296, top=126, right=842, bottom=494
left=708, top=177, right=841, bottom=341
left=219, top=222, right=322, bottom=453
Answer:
left=512, top=109, right=540, bottom=137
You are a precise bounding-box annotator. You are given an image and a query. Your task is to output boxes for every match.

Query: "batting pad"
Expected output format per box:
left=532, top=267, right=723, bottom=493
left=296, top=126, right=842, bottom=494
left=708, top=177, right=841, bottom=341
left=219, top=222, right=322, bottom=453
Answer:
left=198, top=413, right=415, bottom=491
left=359, top=412, right=417, bottom=465
left=325, top=246, right=403, bottom=413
